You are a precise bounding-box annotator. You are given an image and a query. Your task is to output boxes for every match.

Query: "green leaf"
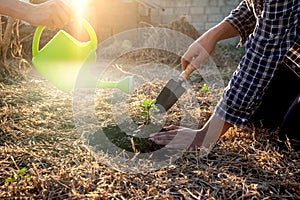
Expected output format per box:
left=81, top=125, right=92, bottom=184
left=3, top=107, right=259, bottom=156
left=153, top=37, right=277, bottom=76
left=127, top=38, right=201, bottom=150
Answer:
left=18, top=168, right=27, bottom=175
left=143, top=100, right=150, bottom=105
left=5, top=177, right=13, bottom=184
left=141, top=111, right=148, bottom=115
left=150, top=99, right=156, bottom=105
left=200, top=83, right=211, bottom=93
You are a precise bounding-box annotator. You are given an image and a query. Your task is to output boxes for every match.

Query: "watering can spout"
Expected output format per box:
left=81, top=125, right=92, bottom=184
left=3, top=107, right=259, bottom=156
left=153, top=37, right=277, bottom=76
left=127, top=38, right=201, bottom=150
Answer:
left=116, top=76, right=134, bottom=94
left=96, top=76, right=134, bottom=94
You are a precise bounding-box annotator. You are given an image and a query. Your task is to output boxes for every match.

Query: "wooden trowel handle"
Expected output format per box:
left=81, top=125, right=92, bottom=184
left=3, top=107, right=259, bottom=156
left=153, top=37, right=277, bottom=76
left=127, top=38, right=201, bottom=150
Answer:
left=180, top=65, right=196, bottom=81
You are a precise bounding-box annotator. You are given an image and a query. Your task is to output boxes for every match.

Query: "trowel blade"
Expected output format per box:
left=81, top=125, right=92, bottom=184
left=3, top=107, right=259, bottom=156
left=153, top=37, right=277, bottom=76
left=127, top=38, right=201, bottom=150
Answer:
left=155, top=79, right=185, bottom=113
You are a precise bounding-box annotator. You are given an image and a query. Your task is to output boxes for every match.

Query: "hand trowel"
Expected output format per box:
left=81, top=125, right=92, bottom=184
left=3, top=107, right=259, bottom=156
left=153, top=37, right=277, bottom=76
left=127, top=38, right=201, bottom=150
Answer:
left=155, top=65, right=196, bottom=113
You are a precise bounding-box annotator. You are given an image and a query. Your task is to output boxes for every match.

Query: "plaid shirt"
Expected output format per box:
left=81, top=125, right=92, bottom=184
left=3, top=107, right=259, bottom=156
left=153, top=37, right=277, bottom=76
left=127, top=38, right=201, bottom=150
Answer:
left=215, top=0, right=300, bottom=126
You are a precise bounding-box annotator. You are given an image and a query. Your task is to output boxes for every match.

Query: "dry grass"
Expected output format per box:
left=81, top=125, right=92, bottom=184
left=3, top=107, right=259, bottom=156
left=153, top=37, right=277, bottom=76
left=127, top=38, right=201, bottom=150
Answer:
left=1, top=17, right=299, bottom=199
left=0, top=59, right=299, bottom=199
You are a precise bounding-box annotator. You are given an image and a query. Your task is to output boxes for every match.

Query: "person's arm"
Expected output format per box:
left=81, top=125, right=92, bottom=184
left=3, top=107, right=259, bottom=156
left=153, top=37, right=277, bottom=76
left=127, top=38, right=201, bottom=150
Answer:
left=149, top=113, right=232, bottom=150
left=0, top=0, right=30, bottom=20
left=198, top=20, right=240, bottom=52
left=150, top=1, right=256, bottom=150
left=182, top=20, right=240, bottom=70
left=182, top=0, right=256, bottom=71
left=0, top=0, right=74, bottom=30
left=284, top=39, right=300, bottom=78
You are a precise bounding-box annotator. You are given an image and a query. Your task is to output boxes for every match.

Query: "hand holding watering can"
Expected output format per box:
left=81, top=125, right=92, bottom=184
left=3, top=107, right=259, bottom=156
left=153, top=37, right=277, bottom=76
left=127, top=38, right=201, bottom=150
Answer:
left=32, top=16, right=134, bottom=94
left=28, top=0, right=74, bottom=30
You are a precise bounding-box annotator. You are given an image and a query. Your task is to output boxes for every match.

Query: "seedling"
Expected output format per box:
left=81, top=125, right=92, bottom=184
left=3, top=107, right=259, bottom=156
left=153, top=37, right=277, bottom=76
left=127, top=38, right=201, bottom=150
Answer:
left=140, top=99, right=159, bottom=125
left=5, top=167, right=31, bottom=184
left=200, top=83, right=211, bottom=94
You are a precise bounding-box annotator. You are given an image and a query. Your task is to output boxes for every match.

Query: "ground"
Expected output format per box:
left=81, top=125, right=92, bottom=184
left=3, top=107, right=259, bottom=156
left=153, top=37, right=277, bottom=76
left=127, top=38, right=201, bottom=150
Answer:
left=0, top=43, right=299, bottom=199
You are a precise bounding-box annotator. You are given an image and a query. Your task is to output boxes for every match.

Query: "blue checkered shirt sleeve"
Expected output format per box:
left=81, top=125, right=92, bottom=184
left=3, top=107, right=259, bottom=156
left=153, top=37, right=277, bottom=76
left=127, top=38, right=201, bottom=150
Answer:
left=214, top=0, right=300, bottom=126
left=224, top=0, right=256, bottom=46
left=284, top=40, right=300, bottom=77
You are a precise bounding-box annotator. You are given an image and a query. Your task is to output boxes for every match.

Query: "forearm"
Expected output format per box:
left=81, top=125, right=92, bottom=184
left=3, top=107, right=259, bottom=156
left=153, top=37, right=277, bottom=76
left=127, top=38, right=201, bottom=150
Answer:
left=196, top=20, right=240, bottom=54
left=210, top=20, right=240, bottom=42
left=0, top=0, right=74, bottom=30
left=182, top=20, right=240, bottom=70
left=199, top=114, right=233, bottom=148
left=0, top=0, right=35, bottom=21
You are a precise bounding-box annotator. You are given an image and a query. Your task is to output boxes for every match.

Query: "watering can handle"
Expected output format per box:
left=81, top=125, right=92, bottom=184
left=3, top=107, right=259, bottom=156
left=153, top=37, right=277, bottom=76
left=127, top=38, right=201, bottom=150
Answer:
left=32, top=17, right=98, bottom=57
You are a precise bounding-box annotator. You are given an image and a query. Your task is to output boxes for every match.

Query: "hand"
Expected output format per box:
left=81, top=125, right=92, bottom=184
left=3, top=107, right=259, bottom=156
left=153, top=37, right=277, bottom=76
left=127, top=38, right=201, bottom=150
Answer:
left=149, top=115, right=233, bottom=150
left=149, top=125, right=205, bottom=150
left=181, top=40, right=210, bottom=70
left=27, top=0, right=75, bottom=30
left=181, top=21, right=240, bottom=71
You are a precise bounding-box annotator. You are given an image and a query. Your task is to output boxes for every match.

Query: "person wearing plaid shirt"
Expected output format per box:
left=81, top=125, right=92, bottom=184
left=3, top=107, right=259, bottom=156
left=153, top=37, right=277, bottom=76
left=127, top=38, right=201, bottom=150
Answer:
left=150, top=0, right=299, bottom=150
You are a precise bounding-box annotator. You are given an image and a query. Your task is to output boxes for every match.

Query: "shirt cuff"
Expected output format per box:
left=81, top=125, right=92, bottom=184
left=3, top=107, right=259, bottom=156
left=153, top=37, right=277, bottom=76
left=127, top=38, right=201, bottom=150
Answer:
left=284, top=39, right=300, bottom=77
left=214, top=98, right=251, bottom=127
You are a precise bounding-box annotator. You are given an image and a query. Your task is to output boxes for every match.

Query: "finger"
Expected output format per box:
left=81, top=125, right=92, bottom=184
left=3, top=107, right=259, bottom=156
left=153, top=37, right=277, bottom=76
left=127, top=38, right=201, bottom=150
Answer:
left=149, top=131, right=179, bottom=146
left=58, top=0, right=76, bottom=19
left=163, top=125, right=180, bottom=131
left=45, top=18, right=57, bottom=30
left=181, top=57, right=190, bottom=71
left=149, top=131, right=177, bottom=139
left=190, top=51, right=210, bottom=69
left=41, top=3, right=65, bottom=29
left=149, top=135, right=173, bottom=145
left=50, top=1, right=74, bottom=29
left=190, top=63, right=199, bottom=70
left=151, top=139, right=170, bottom=146
left=49, top=14, right=64, bottom=29
left=182, top=43, right=199, bottom=61
left=166, top=143, right=190, bottom=149
left=54, top=5, right=70, bottom=28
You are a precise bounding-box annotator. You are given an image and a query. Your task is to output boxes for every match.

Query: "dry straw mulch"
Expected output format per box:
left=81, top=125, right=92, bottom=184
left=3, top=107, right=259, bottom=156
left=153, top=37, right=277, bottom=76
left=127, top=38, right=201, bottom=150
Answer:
left=0, top=66, right=299, bottom=199
left=1, top=17, right=299, bottom=200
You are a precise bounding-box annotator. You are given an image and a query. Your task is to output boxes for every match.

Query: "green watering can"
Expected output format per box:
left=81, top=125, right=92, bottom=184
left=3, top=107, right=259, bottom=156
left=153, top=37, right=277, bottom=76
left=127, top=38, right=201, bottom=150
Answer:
left=32, top=18, right=134, bottom=94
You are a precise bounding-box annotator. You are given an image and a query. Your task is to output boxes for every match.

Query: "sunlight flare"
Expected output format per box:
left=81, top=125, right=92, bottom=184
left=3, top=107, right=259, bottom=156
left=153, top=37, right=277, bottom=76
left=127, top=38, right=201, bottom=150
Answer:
left=63, top=0, right=89, bottom=16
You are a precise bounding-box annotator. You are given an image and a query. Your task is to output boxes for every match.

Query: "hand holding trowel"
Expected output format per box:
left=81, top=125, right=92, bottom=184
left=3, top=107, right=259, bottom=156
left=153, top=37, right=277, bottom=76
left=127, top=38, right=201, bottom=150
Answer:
left=155, top=39, right=210, bottom=113
left=155, top=64, right=196, bottom=113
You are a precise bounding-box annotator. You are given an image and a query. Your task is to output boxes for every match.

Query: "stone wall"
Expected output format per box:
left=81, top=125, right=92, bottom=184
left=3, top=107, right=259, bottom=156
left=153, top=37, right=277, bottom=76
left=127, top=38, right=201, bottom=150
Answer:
left=151, top=0, right=241, bottom=34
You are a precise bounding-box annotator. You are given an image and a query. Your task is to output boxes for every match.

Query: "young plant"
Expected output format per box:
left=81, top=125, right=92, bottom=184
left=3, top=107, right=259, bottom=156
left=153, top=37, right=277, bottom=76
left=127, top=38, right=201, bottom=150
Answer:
left=140, top=99, right=158, bottom=125
left=5, top=167, right=31, bottom=184
left=200, top=83, right=211, bottom=94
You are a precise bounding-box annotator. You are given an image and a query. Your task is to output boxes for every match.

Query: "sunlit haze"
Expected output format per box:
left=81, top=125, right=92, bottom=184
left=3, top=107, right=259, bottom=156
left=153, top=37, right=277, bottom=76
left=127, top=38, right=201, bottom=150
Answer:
left=63, top=0, right=88, bottom=16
